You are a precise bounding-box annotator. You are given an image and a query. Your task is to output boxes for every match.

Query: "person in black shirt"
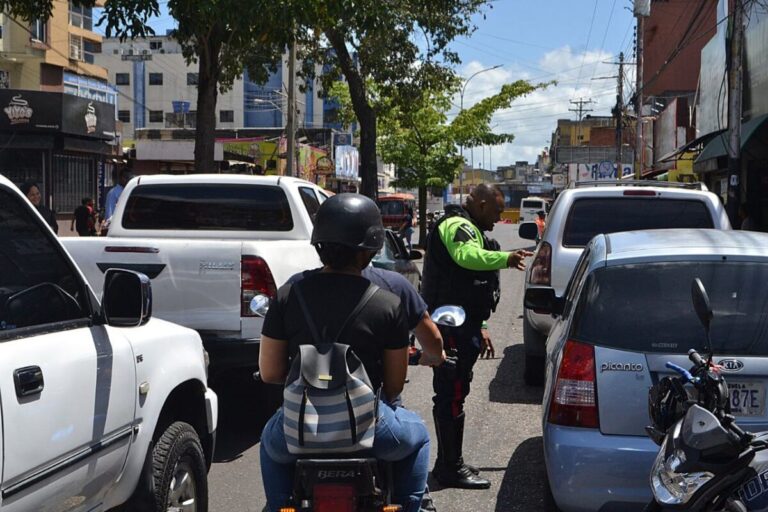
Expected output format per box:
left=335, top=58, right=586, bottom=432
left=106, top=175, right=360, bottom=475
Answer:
left=71, top=197, right=95, bottom=236
left=20, top=182, right=57, bottom=234
left=259, top=194, right=430, bottom=512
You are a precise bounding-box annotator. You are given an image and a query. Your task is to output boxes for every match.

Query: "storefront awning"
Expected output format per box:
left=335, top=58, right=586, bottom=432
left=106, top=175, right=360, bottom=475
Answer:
left=656, top=129, right=726, bottom=164
left=695, top=114, right=768, bottom=165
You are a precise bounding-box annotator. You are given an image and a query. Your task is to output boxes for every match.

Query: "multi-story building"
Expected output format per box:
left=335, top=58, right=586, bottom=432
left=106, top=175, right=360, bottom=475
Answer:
left=0, top=0, right=118, bottom=227
left=95, top=36, right=327, bottom=140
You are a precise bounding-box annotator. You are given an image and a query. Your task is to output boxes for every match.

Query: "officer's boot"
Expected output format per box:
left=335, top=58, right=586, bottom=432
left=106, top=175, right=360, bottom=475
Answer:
left=455, top=412, right=480, bottom=475
left=432, top=413, right=490, bottom=490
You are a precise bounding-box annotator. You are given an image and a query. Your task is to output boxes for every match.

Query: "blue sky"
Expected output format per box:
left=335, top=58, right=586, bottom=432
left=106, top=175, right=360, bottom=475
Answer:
left=102, top=0, right=637, bottom=166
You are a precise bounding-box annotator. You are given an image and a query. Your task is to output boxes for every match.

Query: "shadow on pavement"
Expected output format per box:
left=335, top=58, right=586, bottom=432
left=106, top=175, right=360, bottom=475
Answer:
left=209, top=370, right=283, bottom=463
left=495, top=436, right=559, bottom=512
left=489, top=344, right=545, bottom=405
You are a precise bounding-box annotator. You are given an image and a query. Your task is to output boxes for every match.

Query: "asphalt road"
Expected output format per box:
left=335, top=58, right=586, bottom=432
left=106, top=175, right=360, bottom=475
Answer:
left=206, top=223, right=559, bottom=512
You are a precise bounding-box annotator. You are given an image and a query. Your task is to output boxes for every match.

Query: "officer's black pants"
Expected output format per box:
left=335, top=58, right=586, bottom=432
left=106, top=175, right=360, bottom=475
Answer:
left=432, top=321, right=483, bottom=421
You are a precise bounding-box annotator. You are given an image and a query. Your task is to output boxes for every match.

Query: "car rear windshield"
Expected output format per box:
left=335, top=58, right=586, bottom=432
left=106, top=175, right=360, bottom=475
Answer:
left=522, top=200, right=543, bottom=208
left=563, top=198, right=714, bottom=247
left=572, top=262, right=768, bottom=356
left=122, top=184, right=293, bottom=231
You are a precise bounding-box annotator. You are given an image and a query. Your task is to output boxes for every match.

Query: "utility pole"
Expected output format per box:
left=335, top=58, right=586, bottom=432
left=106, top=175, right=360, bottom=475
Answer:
left=726, top=0, right=745, bottom=224
left=568, top=98, right=593, bottom=145
left=635, top=13, right=645, bottom=179
left=285, top=34, right=297, bottom=178
left=616, top=52, right=625, bottom=182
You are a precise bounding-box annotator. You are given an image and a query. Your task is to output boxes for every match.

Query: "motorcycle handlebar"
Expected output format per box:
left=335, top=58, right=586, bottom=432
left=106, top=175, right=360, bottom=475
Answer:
left=666, top=362, right=694, bottom=382
left=688, top=349, right=706, bottom=369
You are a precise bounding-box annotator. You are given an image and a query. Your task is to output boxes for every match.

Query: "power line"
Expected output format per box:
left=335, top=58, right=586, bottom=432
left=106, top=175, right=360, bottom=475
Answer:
left=575, top=0, right=600, bottom=92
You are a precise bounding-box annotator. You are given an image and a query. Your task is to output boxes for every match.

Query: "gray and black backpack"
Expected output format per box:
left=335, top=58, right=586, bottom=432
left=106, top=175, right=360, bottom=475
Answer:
left=283, top=281, right=380, bottom=455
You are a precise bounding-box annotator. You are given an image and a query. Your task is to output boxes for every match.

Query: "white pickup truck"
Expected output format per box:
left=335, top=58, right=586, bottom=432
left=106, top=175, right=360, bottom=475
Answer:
left=62, top=174, right=325, bottom=374
left=0, top=174, right=217, bottom=511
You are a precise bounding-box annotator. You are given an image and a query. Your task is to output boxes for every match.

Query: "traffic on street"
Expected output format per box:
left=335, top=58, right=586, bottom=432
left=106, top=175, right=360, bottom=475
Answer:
left=0, top=0, right=766, bottom=511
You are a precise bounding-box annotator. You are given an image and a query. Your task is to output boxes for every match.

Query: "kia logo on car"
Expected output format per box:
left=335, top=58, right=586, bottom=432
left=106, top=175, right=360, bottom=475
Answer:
left=718, top=359, right=744, bottom=372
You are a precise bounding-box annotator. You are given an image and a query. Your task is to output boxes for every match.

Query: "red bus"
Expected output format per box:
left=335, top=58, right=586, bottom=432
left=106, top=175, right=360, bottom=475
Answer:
left=377, top=193, right=416, bottom=230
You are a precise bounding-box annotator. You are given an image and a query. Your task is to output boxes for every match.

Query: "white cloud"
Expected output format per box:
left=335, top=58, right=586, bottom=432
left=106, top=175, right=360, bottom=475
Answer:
left=454, top=45, right=636, bottom=168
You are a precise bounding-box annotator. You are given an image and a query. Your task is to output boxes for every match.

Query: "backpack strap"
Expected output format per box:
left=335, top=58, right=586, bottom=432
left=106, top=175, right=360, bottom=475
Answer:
left=292, top=280, right=380, bottom=345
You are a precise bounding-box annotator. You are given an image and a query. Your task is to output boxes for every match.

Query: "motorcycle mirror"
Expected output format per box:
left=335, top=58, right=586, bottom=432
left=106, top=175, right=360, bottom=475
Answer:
left=691, top=278, right=713, bottom=332
left=431, top=305, right=466, bottom=327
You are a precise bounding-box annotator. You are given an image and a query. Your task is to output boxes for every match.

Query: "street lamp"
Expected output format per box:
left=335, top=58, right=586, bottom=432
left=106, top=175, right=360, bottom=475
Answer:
left=459, top=64, right=501, bottom=203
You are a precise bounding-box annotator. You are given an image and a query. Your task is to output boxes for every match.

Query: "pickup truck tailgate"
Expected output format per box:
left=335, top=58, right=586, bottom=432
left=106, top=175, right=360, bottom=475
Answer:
left=62, top=238, right=244, bottom=332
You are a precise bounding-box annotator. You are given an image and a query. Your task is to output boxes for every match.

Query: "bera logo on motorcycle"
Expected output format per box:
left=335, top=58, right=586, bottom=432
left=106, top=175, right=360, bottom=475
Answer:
left=317, top=470, right=357, bottom=479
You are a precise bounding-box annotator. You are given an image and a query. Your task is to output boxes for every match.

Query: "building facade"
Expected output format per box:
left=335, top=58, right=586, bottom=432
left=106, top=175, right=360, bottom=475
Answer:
left=0, top=1, right=118, bottom=224
left=95, top=36, right=327, bottom=140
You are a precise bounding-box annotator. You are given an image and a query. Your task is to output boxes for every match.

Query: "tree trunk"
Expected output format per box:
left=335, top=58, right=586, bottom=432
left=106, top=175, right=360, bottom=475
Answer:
left=418, top=184, right=428, bottom=248
left=325, top=28, right=378, bottom=199
left=194, top=37, right=222, bottom=173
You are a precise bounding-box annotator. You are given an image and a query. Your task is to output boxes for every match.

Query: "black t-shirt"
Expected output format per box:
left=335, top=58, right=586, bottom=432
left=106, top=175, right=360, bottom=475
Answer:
left=261, top=272, right=409, bottom=390
left=74, top=205, right=91, bottom=233
left=287, top=266, right=428, bottom=330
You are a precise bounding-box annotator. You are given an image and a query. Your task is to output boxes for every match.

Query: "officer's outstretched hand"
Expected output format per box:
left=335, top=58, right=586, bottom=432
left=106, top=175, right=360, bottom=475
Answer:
left=507, top=249, right=534, bottom=271
left=480, top=328, right=495, bottom=359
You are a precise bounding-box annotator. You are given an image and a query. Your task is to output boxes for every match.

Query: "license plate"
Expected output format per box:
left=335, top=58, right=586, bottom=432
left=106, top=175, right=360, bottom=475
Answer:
left=730, top=382, right=765, bottom=416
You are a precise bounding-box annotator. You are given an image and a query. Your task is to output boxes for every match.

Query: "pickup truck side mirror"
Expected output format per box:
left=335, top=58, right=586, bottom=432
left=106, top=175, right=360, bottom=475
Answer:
left=102, top=269, right=152, bottom=327
left=519, top=222, right=539, bottom=241
left=524, top=287, right=564, bottom=316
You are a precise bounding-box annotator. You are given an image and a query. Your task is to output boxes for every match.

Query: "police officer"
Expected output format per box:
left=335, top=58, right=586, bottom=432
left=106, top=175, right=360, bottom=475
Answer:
left=422, top=184, right=531, bottom=490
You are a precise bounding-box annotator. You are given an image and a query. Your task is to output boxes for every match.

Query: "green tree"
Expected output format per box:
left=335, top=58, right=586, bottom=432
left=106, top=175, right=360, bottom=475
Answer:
left=376, top=80, right=547, bottom=244
left=2, top=0, right=290, bottom=173
left=296, top=0, right=489, bottom=198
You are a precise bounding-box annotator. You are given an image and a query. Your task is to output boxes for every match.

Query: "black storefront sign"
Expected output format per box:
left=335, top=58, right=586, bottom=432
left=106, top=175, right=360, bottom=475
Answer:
left=0, top=89, right=115, bottom=140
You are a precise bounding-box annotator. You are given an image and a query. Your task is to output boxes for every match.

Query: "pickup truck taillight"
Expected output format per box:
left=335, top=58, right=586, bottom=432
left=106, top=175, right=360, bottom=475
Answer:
left=548, top=340, right=599, bottom=428
left=241, top=256, right=277, bottom=317
left=529, top=241, right=552, bottom=285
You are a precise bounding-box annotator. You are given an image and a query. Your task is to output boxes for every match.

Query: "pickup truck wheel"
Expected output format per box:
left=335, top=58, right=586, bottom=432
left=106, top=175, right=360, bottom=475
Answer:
left=523, top=315, right=546, bottom=387
left=153, top=421, right=208, bottom=512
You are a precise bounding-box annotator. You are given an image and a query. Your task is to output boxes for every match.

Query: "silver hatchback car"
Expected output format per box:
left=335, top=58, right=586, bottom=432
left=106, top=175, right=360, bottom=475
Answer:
left=526, top=229, right=768, bottom=512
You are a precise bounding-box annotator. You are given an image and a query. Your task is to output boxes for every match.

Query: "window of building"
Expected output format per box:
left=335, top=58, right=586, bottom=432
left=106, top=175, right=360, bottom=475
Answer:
left=148, top=73, right=163, bottom=86
left=149, top=40, right=163, bottom=50
left=68, top=2, right=93, bottom=30
left=69, top=34, right=83, bottom=60
left=30, top=19, right=46, bottom=43
left=83, top=40, right=100, bottom=64
left=187, top=73, right=199, bottom=86
left=118, top=110, right=131, bottom=123
left=115, top=73, right=130, bottom=86
left=219, top=110, right=234, bottom=123
left=149, top=110, right=164, bottom=123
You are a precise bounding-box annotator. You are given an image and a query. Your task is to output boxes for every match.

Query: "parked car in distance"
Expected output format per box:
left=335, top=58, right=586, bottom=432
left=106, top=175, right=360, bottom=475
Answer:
left=518, top=181, right=731, bottom=385
left=371, top=229, right=422, bottom=290
left=0, top=174, right=217, bottom=511
left=526, top=229, right=768, bottom=512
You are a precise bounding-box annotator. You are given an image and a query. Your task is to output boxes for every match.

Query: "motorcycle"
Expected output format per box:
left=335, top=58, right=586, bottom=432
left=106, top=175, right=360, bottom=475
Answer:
left=644, top=278, right=768, bottom=511
left=255, top=304, right=462, bottom=512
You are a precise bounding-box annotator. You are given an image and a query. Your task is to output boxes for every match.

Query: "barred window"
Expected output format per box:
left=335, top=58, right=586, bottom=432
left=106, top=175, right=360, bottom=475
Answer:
left=52, top=154, right=94, bottom=214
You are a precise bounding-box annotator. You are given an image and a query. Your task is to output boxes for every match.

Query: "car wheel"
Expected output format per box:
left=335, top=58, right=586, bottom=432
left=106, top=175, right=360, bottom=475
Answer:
left=152, top=421, right=208, bottom=512
left=523, top=315, right=546, bottom=386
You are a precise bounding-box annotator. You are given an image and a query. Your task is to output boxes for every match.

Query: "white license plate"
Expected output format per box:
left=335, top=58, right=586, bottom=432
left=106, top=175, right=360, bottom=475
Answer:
left=730, top=382, right=765, bottom=416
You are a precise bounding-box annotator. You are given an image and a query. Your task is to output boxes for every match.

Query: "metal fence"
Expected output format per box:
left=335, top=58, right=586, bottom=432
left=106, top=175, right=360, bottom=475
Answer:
left=52, top=154, right=94, bottom=213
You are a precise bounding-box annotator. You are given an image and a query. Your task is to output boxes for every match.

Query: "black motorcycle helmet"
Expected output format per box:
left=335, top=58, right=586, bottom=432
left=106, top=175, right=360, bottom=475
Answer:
left=311, top=193, right=385, bottom=251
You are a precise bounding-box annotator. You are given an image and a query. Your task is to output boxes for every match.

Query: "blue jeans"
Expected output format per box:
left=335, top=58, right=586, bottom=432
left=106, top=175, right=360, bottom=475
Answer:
left=260, top=400, right=430, bottom=512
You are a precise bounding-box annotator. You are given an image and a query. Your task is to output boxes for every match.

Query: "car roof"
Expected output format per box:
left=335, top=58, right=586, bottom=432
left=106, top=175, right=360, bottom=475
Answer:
left=133, top=174, right=313, bottom=186
left=560, top=185, right=714, bottom=199
left=600, top=229, right=768, bottom=262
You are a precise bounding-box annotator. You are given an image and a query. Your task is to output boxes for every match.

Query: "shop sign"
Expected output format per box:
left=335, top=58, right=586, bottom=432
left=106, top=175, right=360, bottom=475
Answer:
left=316, top=156, right=334, bottom=175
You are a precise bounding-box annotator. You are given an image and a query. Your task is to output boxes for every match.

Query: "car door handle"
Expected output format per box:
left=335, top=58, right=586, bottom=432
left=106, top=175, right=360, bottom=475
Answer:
left=14, top=366, right=44, bottom=397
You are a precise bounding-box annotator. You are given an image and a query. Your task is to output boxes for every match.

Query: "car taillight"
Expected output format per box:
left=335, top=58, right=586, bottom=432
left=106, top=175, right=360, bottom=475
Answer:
left=241, top=256, right=277, bottom=317
left=549, top=340, right=599, bottom=428
left=530, top=242, right=552, bottom=285
left=623, top=189, right=657, bottom=196
left=314, top=484, right=356, bottom=512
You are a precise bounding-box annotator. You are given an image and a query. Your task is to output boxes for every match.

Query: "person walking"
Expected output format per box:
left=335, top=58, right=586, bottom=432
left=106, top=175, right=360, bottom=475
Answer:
left=258, top=193, right=431, bottom=512
left=20, top=182, right=58, bottom=234
left=399, top=206, right=415, bottom=251
left=104, top=169, right=132, bottom=222
left=421, top=184, right=532, bottom=490
left=71, top=197, right=96, bottom=236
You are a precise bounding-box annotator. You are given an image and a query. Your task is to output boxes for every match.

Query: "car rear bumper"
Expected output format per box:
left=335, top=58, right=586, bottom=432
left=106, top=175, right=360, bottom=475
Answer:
left=543, top=423, right=657, bottom=512
left=202, top=336, right=260, bottom=373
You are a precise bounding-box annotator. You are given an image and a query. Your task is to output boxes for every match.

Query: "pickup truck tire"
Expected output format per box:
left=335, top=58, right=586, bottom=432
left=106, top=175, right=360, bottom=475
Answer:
left=523, top=315, right=546, bottom=387
left=152, top=421, right=208, bottom=512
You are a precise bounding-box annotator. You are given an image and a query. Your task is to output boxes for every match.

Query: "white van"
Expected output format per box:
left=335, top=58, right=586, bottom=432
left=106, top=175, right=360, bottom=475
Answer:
left=519, top=196, right=549, bottom=222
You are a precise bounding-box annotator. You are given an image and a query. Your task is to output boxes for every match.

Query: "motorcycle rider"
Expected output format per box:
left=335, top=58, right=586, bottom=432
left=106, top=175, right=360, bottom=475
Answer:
left=422, top=183, right=531, bottom=490
left=258, top=193, right=430, bottom=512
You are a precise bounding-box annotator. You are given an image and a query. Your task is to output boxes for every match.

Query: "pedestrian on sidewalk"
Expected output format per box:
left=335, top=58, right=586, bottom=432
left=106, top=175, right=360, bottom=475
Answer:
left=71, top=197, right=96, bottom=236
left=421, top=184, right=532, bottom=490
left=399, top=206, right=415, bottom=251
left=21, top=182, right=58, bottom=234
